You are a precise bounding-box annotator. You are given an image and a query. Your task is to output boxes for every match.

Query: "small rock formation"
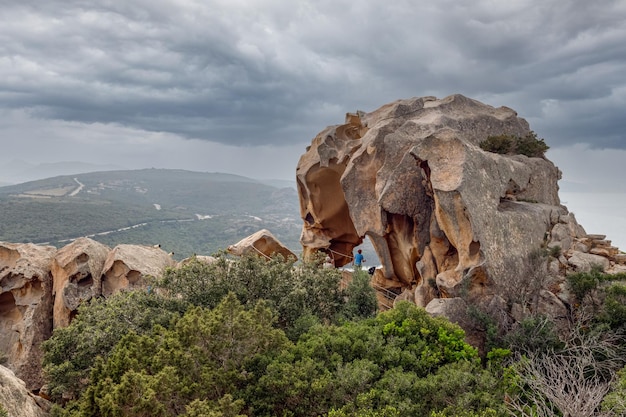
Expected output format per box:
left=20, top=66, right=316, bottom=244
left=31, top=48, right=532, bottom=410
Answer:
left=297, top=94, right=624, bottom=316
left=0, top=365, right=49, bottom=417
left=0, top=242, right=55, bottom=390
left=227, top=229, right=296, bottom=261
left=178, top=255, right=217, bottom=267
left=51, top=238, right=110, bottom=329
left=101, top=244, right=176, bottom=297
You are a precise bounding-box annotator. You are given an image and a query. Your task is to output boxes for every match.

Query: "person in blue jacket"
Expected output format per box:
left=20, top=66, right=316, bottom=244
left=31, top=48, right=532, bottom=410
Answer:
left=353, top=249, right=365, bottom=269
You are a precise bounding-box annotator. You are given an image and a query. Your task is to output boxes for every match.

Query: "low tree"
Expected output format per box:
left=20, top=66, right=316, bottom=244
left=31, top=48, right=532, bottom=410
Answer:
left=42, top=290, right=186, bottom=402
left=70, top=294, right=290, bottom=417
left=342, top=269, right=379, bottom=320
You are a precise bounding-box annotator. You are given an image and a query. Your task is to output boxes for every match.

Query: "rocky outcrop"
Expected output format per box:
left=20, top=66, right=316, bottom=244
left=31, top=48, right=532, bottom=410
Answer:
left=227, top=229, right=296, bottom=261
left=297, top=94, right=624, bottom=316
left=101, top=244, right=176, bottom=297
left=51, top=238, right=110, bottom=329
left=0, top=242, right=55, bottom=391
left=0, top=239, right=176, bottom=391
left=0, top=365, right=49, bottom=417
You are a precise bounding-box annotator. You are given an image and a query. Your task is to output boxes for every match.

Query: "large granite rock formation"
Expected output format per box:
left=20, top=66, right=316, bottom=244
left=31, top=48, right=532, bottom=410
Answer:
left=297, top=94, right=623, bottom=310
left=0, top=242, right=55, bottom=391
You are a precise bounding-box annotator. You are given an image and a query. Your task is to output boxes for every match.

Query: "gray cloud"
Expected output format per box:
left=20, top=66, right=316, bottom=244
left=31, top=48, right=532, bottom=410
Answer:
left=0, top=0, right=625, bottom=150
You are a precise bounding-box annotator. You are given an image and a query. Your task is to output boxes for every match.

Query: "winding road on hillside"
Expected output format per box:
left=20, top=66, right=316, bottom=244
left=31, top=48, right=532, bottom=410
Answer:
left=69, top=177, right=84, bottom=196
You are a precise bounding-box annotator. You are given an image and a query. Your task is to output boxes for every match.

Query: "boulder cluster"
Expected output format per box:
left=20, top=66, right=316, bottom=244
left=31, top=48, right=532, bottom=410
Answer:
left=0, top=238, right=175, bottom=391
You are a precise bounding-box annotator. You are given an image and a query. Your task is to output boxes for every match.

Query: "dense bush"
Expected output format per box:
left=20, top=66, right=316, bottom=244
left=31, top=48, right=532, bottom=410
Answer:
left=158, top=253, right=377, bottom=339
left=46, top=296, right=509, bottom=417
left=67, top=294, right=288, bottom=417
left=42, top=291, right=187, bottom=402
left=480, top=131, right=549, bottom=158
left=248, top=302, right=506, bottom=417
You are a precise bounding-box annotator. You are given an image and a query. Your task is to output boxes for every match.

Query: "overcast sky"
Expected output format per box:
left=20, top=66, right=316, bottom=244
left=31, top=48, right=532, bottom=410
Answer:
left=1, top=0, right=625, bottom=246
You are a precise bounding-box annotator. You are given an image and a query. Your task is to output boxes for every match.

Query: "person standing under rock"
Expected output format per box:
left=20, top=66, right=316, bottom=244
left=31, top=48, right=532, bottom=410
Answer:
left=353, top=249, right=365, bottom=269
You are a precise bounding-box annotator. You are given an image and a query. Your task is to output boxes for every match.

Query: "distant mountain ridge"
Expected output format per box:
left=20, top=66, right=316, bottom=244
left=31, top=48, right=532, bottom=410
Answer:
left=0, top=168, right=302, bottom=259
left=0, top=160, right=126, bottom=185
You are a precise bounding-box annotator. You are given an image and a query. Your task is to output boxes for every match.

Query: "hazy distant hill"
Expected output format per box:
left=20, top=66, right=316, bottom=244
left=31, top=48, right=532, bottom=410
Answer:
left=0, top=160, right=125, bottom=185
left=0, top=169, right=302, bottom=259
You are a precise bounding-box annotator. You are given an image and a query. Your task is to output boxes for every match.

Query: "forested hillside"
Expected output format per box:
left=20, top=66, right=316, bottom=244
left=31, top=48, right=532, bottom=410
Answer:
left=0, top=169, right=302, bottom=259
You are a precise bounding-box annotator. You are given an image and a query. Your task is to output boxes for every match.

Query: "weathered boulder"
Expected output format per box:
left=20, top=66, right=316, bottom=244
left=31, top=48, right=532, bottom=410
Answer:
left=297, top=94, right=562, bottom=298
left=567, top=251, right=610, bottom=272
left=0, top=242, right=55, bottom=390
left=227, top=229, right=296, bottom=261
left=51, top=238, right=110, bottom=329
left=178, top=255, right=217, bottom=267
left=101, top=244, right=176, bottom=297
left=0, top=365, right=49, bottom=417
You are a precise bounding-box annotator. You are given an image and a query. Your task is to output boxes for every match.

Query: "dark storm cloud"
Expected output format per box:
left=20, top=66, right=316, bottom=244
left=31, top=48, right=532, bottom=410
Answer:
left=0, top=0, right=625, bottom=148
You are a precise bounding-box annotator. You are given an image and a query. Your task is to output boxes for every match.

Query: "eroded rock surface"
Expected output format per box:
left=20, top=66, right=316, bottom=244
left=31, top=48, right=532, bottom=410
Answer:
left=0, top=365, right=49, bottom=417
left=297, top=94, right=622, bottom=313
left=0, top=242, right=55, bottom=391
left=0, top=240, right=177, bottom=391
left=227, top=229, right=296, bottom=261
left=101, top=244, right=176, bottom=297
left=51, top=238, right=110, bottom=329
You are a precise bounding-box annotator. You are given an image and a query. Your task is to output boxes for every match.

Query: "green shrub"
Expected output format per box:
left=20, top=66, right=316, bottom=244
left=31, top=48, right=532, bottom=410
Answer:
left=515, top=131, right=550, bottom=157
left=342, top=269, right=379, bottom=320
left=480, top=131, right=549, bottom=158
left=42, top=291, right=186, bottom=402
left=548, top=245, right=561, bottom=258
left=599, top=284, right=626, bottom=330
left=479, top=134, right=515, bottom=154
left=566, top=266, right=604, bottom=303
left=158, top=253, right=376, bottom=338
left=503, top=315, right=563, bottom=354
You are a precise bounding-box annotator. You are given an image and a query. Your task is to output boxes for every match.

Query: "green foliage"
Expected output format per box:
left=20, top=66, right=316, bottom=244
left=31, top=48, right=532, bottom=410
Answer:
left=514, top=131, right=550, bottom=158
left=567, top=265, right=605, bottom=303
left=182, top=395, right=246, bottom=417
left=0, top=404, right=7, bottom=417
left=158, top=253, right=374, bottom=338
left=480, top=131, right=549, bottom=158
left=548, top=245, right=561, bottom=258
left=567, top=267, right=626, bottom=328
left=72, top=294, right=289, bottom=417
left=503, top=315, right=564, bottom=355
left=42, top=291, right=186, bottom=402
left=598, top=283, right=626, bottom=330
left=342, top=269, right=379, bottom=320
left=247, top=302, right=505, bottom=417
left=602, top=366, right=626, bottom=414
left=479, top=134, right=515, bottom=154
